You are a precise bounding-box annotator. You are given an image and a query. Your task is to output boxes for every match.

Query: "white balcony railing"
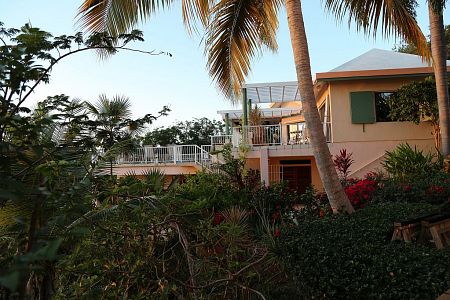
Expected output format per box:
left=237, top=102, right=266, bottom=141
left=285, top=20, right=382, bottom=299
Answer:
left=211, top=135, right=233, bottom=146
left=116, top=145, right=214, bottom=168
left=210, top=122, right=331, bottom=148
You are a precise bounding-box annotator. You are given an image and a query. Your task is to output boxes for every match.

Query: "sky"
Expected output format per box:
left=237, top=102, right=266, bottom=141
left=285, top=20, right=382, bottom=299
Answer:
left=1, top=1, right=448, bottom=128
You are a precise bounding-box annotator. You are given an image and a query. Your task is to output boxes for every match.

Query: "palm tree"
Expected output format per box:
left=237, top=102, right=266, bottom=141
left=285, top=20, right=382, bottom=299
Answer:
left=324, top=0, right=448, bottom=156
left=428, top=0, right=450, bottom=156
left=77, top=0, right=427, bottom=213
left=86, top=94, right=139, bottom=175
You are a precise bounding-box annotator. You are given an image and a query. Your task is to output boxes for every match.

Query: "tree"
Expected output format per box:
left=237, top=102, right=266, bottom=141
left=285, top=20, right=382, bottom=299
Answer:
left=86, top=94, right=169, bottom=174
left=0, top=23, right=171, bottom=297
left=77, top=0, right=431, bottom=213
left=428, top=0, right=450, bottom=156
left=388, top=77, right=442, bottom=149
left=0, top=21, right=169, bottom=144
left=142, top=117, right=224, bottom=146
left=395, top=25, right=450, bottom=59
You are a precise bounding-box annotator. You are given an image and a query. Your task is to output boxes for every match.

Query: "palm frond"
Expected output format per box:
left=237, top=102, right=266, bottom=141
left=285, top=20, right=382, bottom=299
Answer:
left=77, top=0, right=174, bottom=36
left=205, top=0, right=281, bottom=99
left=182, top=0, right=214, bottom=34
left=322, top=0, right=431, bottom=61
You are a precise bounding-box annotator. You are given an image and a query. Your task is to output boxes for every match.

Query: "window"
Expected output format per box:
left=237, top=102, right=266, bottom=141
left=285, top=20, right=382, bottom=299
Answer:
left=374, top=92, right=393, bottom=122
left=350, top=91, right=395, bottom=124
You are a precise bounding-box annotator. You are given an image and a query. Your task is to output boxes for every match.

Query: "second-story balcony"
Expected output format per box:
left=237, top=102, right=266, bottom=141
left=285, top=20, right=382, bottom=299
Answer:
left=211, top=122, right=331, bottom=148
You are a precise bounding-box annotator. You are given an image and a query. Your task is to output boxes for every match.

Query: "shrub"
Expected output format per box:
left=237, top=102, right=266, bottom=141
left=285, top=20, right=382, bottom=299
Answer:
left=333, top=149, right=354, bottom=181
left=344, top=179, right=378, bottom=209
left=383, top=143, right=440, bottom=180
left=373, top=172, right=450, bottom=205
left=279, top=203, right=450, bottom=299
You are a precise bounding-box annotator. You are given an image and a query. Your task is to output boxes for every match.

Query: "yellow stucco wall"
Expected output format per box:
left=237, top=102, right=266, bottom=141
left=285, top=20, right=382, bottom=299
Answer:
left=329, top=77, right=433, bottom=143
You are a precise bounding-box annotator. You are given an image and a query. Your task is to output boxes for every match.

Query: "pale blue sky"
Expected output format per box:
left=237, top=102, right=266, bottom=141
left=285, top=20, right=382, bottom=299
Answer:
left=1, top=1, right=448, bottom=127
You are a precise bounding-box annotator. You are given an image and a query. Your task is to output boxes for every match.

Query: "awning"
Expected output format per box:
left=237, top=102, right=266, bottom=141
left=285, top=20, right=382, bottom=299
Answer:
left=217, top=107, right=302, bottom=120
left=244, top=81, right=300, bottom=103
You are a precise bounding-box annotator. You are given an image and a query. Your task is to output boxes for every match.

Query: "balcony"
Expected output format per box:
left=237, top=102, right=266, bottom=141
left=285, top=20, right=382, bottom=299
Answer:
left=211, top=122, right=331, bottom=148
left=115, top=145, right=215, bottom=168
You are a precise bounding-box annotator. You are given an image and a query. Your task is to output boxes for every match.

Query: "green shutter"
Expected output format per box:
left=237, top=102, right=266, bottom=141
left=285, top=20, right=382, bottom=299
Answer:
left=350, top=91, right=375, bottom=124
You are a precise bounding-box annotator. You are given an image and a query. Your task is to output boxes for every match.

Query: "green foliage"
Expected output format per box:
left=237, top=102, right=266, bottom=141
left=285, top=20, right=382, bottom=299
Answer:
left=388, top=77, right=440, bottom=125
left=395, top=25, right=450, bottom=59
left=383, top=143, right=440, bottom=180
left=142, top=117, right=224, bottom=146
left=280, top=202, right=450, bottom=299
left=373, top=172, right=450, bottom=205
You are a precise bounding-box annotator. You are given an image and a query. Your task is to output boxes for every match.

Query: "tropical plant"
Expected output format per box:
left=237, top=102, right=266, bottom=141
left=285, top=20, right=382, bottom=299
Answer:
left=383, top=143, right=440, bottom=180
left=85, top=94, right=169, bottom=174
left=333, top=149, right=355, bottom=181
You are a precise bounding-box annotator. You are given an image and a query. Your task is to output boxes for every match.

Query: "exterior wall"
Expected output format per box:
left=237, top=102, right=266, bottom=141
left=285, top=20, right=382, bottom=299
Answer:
left=113, top=164, right=200, bottom=176
left=329, top=77, right=433, bottom=144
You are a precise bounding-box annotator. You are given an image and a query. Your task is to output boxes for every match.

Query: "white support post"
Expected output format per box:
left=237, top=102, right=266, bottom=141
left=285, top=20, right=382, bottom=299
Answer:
left=260, top=146, right=269, bottom=186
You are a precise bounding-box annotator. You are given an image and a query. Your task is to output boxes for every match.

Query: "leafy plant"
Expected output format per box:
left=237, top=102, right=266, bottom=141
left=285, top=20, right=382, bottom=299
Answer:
left=387, top=77, right=443, bottom=149
left=279, top=202, right=450, bottom=299
left=333, top=149, right=354, bottom=180
left=383, top=143, right=440, bottom=180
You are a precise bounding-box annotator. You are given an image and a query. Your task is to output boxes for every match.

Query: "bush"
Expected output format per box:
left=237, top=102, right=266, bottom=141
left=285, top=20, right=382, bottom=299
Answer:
left=373, top=173, right=450, bottom=205
left=344, top=178, right=378, bottom=209
left=383, top=143, right=440, bottom=180
left=279, top=203, right=450, bottom=299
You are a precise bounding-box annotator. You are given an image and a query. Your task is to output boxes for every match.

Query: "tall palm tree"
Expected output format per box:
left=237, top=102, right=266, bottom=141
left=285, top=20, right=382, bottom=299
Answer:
left=428, top=0, right=450, bottom=155
left=324, top=0, right=448, bottom=156
left=77, top=0, right=427, bottom=213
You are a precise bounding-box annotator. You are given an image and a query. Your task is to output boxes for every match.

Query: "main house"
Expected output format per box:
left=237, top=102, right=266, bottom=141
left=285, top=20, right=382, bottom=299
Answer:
left=115, top=49, right=448, bottom=192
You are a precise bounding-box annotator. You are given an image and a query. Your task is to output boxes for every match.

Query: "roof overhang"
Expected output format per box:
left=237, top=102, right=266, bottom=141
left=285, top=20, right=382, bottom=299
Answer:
left=244, top=81, right=301, bottom=103
left=316, top=66, right=450, bottom=81
left=217, top=107, right=302, bottom=120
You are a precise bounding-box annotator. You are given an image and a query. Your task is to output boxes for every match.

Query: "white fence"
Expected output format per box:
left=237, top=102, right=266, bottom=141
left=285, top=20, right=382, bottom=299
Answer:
left=116, top=145, right=214, bottom=167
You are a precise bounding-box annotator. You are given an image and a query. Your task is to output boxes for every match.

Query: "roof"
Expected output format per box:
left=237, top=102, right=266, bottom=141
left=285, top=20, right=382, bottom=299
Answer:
left=217, top=107, right=302, bottom=120
left=317, top=49, right=450, bottom=81
left=237, top=49, right=450, bottom=104
left=244, top=81, right=302, bottom=103
left=330, top=49, right=432, bottom=72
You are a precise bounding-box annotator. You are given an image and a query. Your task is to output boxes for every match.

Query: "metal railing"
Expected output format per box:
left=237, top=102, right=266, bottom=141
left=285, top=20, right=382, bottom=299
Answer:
left=235, top=124, right=282, bottom=146
left=210, top=122, right=332, bottom=148
left=116, top=145, right=215, bottom=169
left=211, top=135, right=233, bottom=146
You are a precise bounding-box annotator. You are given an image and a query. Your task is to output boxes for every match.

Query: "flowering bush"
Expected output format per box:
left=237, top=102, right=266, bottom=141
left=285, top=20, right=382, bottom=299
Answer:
left=345, top=179, right=378, bottom=209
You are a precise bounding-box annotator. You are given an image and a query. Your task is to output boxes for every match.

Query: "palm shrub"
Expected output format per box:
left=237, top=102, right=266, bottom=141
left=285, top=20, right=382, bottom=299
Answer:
left=383, top=143, right=440, bottom=180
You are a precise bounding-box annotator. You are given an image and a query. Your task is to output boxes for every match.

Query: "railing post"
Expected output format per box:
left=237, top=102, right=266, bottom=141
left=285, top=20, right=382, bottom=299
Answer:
left=173, top=146, right=177, bottom=164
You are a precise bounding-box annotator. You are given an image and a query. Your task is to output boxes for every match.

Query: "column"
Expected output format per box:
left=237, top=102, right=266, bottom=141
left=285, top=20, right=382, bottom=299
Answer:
left=260, top=146, right=269, bottom=185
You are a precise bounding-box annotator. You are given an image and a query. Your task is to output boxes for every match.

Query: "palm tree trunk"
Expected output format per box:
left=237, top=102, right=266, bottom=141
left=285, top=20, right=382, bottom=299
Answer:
left=429, top=3, right=450, bottom=156
left=285, top=0, right=354, bottom=214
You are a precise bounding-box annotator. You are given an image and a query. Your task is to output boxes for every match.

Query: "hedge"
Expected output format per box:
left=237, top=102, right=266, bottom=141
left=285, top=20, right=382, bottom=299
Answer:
left=279, top=202, right=450, bottom=299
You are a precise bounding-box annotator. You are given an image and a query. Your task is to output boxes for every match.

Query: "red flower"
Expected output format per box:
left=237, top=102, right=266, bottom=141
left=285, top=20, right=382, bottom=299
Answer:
left=402, top=184, right=412, bottom=192
left=344, top=179, right=378, bottom=209
left=274, top=228, right=281, bottom=237
left=428, top=185, right=445, bottom=194
left=319, top=209, right=325, bottom=219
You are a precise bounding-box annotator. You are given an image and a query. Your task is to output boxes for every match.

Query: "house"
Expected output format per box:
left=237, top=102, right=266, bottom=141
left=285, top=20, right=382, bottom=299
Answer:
left=211, top=49, right=449, bottom=193
left=114, top=49, right=448, bottom=192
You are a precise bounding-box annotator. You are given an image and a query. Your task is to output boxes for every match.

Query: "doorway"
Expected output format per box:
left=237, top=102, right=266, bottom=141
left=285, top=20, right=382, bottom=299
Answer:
left=281, top=162, right=312, bottom=194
